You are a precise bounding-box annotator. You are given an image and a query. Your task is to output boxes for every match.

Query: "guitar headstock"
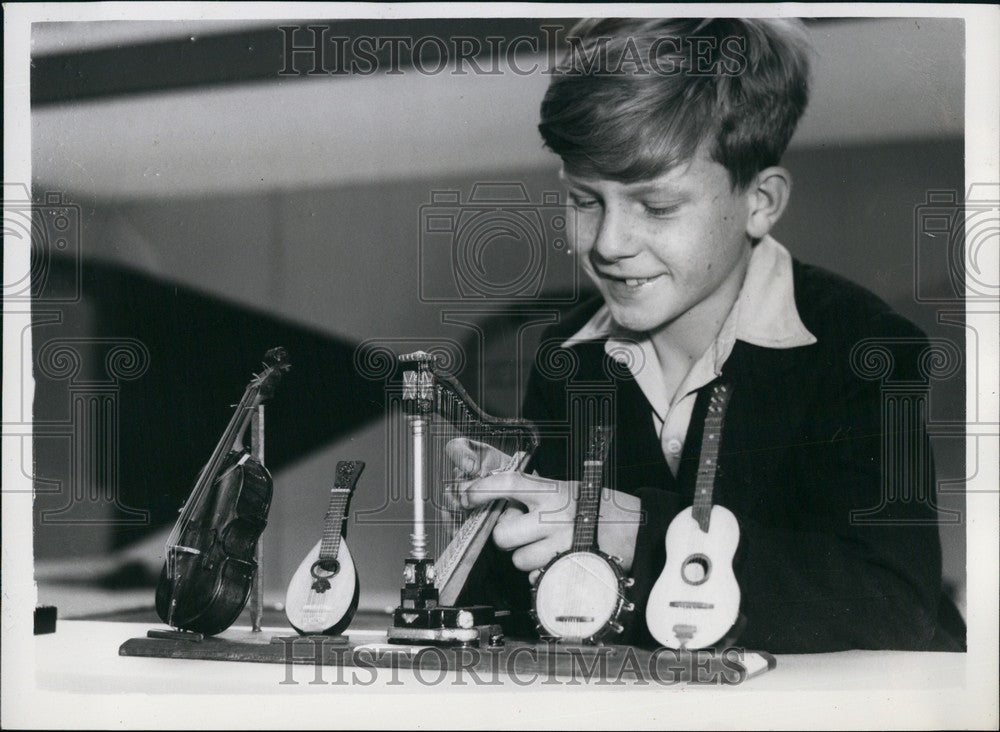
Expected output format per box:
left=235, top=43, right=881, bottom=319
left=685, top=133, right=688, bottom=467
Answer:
left=584, top=424, right=613, bottom=464
left=254, top=347, right=291, bottom=402
left=708, top=381, right=733, bottom=414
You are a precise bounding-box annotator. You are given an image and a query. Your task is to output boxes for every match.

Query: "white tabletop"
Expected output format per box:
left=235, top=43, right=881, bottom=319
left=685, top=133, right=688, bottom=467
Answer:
left=5, top=619, right=994, bottom=729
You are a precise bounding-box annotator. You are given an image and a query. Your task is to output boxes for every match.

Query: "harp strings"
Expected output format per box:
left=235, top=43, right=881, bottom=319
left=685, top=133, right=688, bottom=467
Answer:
left=432, top=384, right=519, bottom=559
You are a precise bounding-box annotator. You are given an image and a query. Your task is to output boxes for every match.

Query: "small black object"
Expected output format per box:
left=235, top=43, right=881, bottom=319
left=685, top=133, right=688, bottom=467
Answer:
left=34, top=605, right=57, bottom=635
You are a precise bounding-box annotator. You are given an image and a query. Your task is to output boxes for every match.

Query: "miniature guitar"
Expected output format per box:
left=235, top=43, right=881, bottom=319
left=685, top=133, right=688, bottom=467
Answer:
left=531, top=425, right=634, bottom=643
left=284, top=460, right=364, bottom=635
left=646, top=382, right=740, bottom=650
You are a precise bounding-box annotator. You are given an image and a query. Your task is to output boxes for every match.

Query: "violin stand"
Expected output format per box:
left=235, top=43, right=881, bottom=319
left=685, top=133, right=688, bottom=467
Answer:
left=248, top=404, right=265, bottom=633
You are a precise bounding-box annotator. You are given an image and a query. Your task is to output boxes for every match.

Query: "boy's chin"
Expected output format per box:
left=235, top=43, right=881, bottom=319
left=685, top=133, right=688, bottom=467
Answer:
left=605, top=302, right=676, bottom=335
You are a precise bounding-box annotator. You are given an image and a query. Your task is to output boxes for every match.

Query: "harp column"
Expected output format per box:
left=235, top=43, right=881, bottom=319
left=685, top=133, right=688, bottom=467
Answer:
left=405, top=357, right=437, bottom=561
left=396, top=355, right=439, bottom=612
left=410, top=412, right=428, bottom=560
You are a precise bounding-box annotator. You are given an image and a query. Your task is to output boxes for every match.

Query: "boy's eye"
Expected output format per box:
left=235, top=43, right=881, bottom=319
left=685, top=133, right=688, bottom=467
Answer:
left=568, top=192, right=600, bottom=210
left=642, top=202, right=681, bottom=217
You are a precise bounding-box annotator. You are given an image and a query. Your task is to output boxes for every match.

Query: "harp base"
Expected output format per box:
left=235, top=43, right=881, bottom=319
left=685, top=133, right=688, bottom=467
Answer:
left=391, top=557, right=503, bottom=647
left=388, top=606, right=503, bottom=649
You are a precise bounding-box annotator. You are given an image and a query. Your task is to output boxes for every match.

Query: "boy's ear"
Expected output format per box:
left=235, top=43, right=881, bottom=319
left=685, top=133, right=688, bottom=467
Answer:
left=744, top=167, right=792, bottom=239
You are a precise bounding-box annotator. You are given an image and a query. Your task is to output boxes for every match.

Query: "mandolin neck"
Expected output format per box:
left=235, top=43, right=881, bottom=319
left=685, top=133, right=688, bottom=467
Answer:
left=318, top=461, right=364, bottom=561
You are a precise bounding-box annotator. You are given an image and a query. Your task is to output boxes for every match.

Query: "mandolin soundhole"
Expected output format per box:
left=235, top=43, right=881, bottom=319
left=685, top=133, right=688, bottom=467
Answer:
left=311, top=558, right=340, bottom=578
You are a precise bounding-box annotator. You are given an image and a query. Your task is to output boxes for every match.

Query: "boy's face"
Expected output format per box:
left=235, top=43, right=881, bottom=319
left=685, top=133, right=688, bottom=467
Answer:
left=564, top=143, right=753, bottom=337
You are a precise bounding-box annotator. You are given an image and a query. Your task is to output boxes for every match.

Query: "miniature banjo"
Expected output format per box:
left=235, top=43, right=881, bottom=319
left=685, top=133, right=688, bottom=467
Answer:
left=646, top=382, right=741, bottom=650
left=531, top=425, right=634, bottom=643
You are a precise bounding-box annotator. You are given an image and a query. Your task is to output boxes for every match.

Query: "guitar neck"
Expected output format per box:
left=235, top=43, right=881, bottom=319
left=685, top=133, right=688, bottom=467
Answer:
left=571, top=426, right=612, bottom=553
left=318, top=461, right=365, bottom=561
left=692, top=382, right=732, bottom=531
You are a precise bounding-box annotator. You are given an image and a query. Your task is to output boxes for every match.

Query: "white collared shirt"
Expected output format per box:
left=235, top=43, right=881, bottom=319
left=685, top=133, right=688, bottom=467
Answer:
left=561, top=236, right=817, bottom=476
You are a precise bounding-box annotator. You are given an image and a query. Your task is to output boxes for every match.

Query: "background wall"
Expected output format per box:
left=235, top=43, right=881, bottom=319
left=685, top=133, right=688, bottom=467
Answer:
left=29, top=17, right=967, bottom=614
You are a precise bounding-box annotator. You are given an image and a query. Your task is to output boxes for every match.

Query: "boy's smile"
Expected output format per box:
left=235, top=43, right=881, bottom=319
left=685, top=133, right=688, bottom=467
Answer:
left=564, top=142, right=755, bottom=356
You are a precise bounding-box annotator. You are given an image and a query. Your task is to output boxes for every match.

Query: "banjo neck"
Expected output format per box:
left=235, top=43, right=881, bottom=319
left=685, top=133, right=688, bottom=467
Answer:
left=571, top=425, right=612, bottom=553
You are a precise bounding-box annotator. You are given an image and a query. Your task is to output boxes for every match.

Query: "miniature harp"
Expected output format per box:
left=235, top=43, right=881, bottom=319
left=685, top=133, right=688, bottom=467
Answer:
left=399, top=351, right=539, bottom=606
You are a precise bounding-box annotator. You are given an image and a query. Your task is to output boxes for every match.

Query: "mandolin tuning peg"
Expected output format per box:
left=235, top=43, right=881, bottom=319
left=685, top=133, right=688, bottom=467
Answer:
left=624, top=577, right=635, bottom=588
left=610, top=622, right=624, bottom=634
left=623, top=602, right=635, bottom=613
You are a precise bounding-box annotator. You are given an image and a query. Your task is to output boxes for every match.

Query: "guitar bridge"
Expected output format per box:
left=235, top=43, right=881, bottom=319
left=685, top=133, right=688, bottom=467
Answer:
left=672, top=624, right=697, bottom=643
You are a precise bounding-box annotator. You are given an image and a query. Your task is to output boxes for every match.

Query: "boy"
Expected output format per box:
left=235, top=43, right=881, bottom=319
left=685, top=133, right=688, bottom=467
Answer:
left=449, top=18, right=962, bottom=652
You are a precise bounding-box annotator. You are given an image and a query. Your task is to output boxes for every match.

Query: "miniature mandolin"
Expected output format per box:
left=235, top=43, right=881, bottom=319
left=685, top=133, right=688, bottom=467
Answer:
left=646, top=382, right=741, bottom=650
left=531, top=425, right=634, bottom=644
left=284, top=460, right=364, bottom=635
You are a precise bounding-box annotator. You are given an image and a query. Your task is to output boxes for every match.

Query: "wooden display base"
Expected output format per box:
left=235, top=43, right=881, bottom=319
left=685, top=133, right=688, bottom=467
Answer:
left=386, top=623, right=502, bottom=648
left=120, top=627, right=775, bottom=684
left=270, top=634, right=349, bottom=645
left=147, top=628, right=204, bottom=643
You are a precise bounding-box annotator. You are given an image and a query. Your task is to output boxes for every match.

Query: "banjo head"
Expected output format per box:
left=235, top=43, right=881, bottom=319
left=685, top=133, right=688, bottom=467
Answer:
left=533, top=551, right=623, bottom=642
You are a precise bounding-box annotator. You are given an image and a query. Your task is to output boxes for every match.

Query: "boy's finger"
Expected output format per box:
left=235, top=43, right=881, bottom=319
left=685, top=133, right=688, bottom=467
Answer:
left=492, top=508, right=548, bottom=551
left=457, top=472, right=558, bottom=509
left=445, top=438, right=480, bottom=476
left=511, top=537, right=566, bottom=573
left=456, top=473, right=519, bottom=509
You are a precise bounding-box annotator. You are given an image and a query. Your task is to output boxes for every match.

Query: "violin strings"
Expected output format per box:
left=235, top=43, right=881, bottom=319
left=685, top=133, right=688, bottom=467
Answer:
left=165, top=379, right=258, bottom=577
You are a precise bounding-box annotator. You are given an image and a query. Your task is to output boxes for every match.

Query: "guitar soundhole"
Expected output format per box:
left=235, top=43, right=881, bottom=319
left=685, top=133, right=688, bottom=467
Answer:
left=681, top=554, right=711, bottom=585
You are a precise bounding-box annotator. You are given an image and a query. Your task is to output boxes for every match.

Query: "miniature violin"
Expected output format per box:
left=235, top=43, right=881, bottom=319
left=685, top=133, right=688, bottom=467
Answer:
left=155, top=347, right=290, bottom=635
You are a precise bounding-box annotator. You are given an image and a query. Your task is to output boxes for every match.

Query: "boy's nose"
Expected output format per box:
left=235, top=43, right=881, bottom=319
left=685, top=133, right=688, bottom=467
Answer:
left=591, top=207, right=639, bottom=262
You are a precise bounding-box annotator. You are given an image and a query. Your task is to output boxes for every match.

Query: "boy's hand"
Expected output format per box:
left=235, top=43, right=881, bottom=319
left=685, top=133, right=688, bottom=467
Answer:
left=446, top=450, right=642, bottom=582
left=443, top=438, right=515, bottom=511
left=445, top=438, right=512, bottom=478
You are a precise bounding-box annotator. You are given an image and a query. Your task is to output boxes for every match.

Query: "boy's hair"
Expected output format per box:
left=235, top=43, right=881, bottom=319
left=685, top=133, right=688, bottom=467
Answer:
left=538, top=18, right=811, bottom=189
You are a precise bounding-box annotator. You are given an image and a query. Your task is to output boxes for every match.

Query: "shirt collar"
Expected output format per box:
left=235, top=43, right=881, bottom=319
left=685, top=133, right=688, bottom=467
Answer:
left=560, top=235, right=817, bottom=351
